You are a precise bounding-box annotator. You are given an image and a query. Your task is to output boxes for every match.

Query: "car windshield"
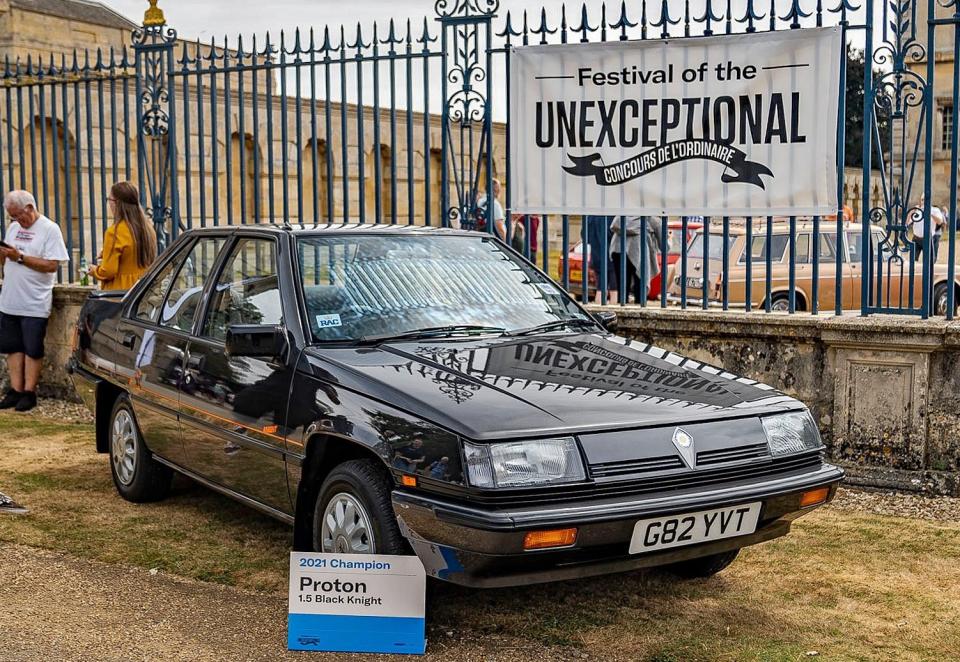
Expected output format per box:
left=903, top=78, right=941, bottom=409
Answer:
left=687, top=233, right=738, bottom=260
left=297, top=233, right=593, bottom=342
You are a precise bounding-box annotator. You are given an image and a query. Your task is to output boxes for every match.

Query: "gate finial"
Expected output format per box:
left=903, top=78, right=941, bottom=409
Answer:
left=143, top=0, right=165, bottom=27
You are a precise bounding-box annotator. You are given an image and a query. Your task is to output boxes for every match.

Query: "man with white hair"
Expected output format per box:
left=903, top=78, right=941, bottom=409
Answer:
left=0, top=190, right=70, bottom=412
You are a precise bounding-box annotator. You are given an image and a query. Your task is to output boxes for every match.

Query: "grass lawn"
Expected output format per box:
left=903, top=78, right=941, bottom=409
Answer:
left=1, top=410, right=958, bottom=661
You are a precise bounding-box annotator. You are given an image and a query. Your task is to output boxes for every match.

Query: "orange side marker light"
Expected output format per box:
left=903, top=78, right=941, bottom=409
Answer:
left=800, top=487, right=830, bottom=508
left=523, top=528, right=578, bottom=551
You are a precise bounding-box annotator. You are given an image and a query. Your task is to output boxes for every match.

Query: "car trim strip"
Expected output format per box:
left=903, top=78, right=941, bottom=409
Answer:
left=152, top=455, right=295, bottom=524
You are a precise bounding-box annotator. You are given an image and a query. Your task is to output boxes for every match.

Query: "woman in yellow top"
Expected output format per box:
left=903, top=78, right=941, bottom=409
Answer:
left=88, top=181, right=157, bottom=291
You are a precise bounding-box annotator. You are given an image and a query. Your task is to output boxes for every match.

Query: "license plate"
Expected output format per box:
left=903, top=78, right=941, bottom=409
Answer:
left=628, top=502, right=761, bottom=554
left=685, top=277, right=704, bottom=289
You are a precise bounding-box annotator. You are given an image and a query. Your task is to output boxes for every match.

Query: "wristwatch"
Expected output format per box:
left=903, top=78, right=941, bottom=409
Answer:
left=16, top=253, right=24, bottom=264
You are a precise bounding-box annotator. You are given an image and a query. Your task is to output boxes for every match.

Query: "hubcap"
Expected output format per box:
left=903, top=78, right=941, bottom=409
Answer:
left=111, top=409, right=137, bottom=486
left=771, top=299, right=790, bottom=312
left=320, top=492, right=375, bottom=554
left=937, top=291, right=949, bottom=316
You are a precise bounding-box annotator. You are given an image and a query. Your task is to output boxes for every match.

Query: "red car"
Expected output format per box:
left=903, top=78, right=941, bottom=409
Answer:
left=566, top=220, right=704, bottom=300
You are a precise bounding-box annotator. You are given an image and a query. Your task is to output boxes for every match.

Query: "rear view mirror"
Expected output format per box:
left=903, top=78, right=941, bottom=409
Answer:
left=594, top=311, right=618, bottom=331
left=225, top=324, right=287, bottom=359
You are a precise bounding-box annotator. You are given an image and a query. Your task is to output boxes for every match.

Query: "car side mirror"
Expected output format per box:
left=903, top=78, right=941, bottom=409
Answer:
left=225, top=324, right=287, bottom=359
left=594, top=311, right=618, bottom=331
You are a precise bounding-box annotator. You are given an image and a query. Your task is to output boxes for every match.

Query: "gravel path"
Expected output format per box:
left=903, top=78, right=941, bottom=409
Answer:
left=30, top=398, right=94, bottom=424
left=830, top=487, right=960, bottom=522
left=0, top=543, right=574, bottom=662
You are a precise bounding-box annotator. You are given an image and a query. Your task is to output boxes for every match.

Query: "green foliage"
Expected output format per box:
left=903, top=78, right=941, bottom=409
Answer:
left=845, top=46, right=891, bottom=168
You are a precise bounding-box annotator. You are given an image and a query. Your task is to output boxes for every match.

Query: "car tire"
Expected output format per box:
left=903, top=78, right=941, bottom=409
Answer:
left=769, top=295, right=791, bottom=312
left=108, top=394, right=173, bottom=503
left=933, top=282, right=957, bottom=316
left=666, top=549, right=740, bottom=579
left=312, top=459, right=408, bottom=555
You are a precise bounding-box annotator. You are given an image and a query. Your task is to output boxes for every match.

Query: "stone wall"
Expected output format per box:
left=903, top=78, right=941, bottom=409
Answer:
left=596, top=306, right=960, bottom=495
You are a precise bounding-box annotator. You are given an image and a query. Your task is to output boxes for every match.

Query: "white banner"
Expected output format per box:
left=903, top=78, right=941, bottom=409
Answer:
left=509, top=27, right=842, bottom=217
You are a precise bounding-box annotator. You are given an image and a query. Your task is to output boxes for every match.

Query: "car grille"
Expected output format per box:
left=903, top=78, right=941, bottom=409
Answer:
left=696, top=442, right=769, bottom=466
left=590, top=455, right=684, bottom=478
left=454, top=451, right=823, bottom=506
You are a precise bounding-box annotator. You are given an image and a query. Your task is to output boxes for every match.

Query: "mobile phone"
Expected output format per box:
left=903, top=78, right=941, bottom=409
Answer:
left=0, top=240, right=12, bottom=249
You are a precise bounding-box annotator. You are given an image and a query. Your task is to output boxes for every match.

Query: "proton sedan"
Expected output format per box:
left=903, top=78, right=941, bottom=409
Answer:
left=70, top=224, right=842, bottom=587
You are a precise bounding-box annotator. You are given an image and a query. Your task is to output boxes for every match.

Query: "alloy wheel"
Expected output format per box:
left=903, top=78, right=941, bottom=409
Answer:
left=320, top=492, right=376, bottom=554
left=111, top=409, right=137, bottom=486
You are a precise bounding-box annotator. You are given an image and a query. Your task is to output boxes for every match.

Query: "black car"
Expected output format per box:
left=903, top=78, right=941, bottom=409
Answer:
left=70, top=224, right=842, bottom=587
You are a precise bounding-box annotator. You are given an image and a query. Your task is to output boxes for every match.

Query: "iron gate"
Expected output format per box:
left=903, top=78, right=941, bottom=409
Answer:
left=0, top=0, right=957, bottom=318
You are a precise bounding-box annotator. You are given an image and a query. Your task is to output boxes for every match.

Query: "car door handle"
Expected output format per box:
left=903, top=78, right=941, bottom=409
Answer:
left=121, top=332, right=136, bottom=349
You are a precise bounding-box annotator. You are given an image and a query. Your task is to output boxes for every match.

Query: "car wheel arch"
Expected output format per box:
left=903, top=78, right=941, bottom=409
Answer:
left=95, top=381, right=126, bottom=454
left=292, top=433, right=392, bottom=551
left=766, top=290, right=808, bottom=311
left=933, top=280, right=960, bottom=315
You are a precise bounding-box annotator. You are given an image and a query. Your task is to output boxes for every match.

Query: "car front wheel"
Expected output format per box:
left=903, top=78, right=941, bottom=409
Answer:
left=313, top=459, right=408, bottom=555
left=109, top=394, right=172, bottom=503
left=666, top=548, right=740, bottom=579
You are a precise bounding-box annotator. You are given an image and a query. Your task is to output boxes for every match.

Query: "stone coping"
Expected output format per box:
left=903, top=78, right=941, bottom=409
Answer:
left=587, top=304, right=960, bottom=347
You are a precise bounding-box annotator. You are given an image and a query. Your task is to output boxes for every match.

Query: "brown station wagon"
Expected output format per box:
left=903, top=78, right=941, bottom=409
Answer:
left=669, top=222, right=960, bottom=314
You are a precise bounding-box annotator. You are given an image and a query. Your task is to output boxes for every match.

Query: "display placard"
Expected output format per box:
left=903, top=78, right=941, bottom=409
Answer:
left=510, top=27, right=842, bottom=216
left=287, top=552, right=426, bottom=654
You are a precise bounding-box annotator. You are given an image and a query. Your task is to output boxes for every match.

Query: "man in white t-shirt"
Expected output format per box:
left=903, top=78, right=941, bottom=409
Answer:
left=475, top=178, right=506, bottom=237
left=912, top=195, right=946, bottom=262
left=0, top=190, right=70, bottom=412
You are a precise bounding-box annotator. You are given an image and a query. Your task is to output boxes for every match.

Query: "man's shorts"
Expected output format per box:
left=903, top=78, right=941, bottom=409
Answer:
left=0, top=313, right=49, bottom=359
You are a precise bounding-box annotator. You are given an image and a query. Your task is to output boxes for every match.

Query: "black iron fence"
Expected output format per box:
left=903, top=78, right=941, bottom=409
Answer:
left=0, top=0, right=957, bottom=318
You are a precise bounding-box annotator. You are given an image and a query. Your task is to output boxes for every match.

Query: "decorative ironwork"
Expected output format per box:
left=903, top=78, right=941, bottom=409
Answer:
left=133, top=14, right=178, bottom=249
left=866, top=0, right=930, bottom=314
left=434, top=0, right=499, bottom=18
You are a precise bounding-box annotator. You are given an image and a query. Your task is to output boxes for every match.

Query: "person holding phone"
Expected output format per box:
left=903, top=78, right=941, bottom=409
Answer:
left=87, top=182, right=157, bottom=291
left=0, top=190, right=70, bottom=412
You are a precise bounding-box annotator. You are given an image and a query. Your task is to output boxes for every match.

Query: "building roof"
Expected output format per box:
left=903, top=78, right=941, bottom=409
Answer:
left=10, top=0, right=138, bottom=30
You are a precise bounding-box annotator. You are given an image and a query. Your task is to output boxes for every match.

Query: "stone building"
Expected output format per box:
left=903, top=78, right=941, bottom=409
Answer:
left=900, top=1, right=958, bottom=209
left=0, top=0, right=508, bottom=277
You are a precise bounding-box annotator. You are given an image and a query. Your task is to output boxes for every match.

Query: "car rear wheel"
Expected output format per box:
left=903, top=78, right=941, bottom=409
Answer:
left=666, top=548, right=740, bottom=579
left=109, top=394, right=172, bottom=503
left=768, top=294, right=791, bottom=312
left=312, top=459, right=408, bottom=555
left=933, top=282, right=958, bottom=316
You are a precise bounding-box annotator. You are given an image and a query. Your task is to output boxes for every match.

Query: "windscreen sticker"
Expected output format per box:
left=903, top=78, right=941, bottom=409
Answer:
left=315, top=314, right=342, bottom=329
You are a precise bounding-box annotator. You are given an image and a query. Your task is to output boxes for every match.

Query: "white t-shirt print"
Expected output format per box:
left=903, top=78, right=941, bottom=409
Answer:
left=0, top=216, right=70, bottom=318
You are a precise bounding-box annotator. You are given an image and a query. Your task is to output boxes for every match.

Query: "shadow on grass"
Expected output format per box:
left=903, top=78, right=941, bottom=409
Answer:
left=424, top=564, right=788, bottom=652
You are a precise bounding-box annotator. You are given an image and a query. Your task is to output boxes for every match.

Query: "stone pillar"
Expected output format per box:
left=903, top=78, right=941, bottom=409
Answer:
left=821, top=316, right=955, bottom=492
left=0, top=285, right=93, bottom=400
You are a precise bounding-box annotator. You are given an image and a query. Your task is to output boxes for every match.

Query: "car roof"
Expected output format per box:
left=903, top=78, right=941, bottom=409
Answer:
left=695, top=222, right=872, bottom=237
left=180, top=223, right=476, bottom=237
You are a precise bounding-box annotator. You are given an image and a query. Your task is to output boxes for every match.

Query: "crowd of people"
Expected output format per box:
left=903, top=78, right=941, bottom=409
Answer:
left=0, top=182, right=155, bottom=411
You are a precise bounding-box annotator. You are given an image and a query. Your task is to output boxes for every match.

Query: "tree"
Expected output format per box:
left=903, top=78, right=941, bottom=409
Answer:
left=845, top=46, right=891, bottom=169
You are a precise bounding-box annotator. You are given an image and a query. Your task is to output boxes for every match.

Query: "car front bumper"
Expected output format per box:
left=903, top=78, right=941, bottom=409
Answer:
left=393, top=462, right=843, bottom=587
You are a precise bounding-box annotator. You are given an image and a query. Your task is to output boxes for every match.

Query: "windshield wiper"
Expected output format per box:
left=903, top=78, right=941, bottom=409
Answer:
left=356, top=325, right=507, bottom=344
left=508, top=318, right=600, bottom=337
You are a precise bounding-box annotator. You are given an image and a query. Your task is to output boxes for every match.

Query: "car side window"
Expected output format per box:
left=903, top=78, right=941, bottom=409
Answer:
left=202, top=238, right=283, bottom=342
left=794, top=234, right=812, bottom=264
left=739, top=234, right=790, bottom=264
left=134, top=243, right=191, bottom=323
left=819, top=234, right=837, bottom=261
left=159, top=237, right=227, bottom=332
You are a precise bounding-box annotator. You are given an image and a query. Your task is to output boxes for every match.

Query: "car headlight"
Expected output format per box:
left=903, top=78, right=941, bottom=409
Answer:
left=762, top=411, right=822, bottom=456
left=462, top=438, right=586, bottom=488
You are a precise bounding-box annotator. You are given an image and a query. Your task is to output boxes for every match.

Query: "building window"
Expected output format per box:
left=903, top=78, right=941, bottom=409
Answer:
left=942, top=104, right=954, bottom=151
